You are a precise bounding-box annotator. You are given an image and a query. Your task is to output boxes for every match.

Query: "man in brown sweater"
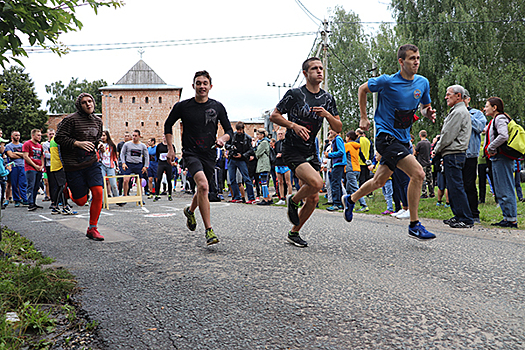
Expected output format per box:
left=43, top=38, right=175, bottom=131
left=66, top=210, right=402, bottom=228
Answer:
left=55, top=93, right=105, bottom=241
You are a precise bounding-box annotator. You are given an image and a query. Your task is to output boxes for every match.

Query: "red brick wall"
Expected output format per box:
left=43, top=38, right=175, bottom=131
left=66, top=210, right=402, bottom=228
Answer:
left=100, top=88, right=182, bottom=154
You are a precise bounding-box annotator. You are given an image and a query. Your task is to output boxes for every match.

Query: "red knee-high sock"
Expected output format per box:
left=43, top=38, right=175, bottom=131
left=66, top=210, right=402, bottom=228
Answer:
left=72, top=195, right=88, bottom=207
left=89, top=186, right=103, bottom=227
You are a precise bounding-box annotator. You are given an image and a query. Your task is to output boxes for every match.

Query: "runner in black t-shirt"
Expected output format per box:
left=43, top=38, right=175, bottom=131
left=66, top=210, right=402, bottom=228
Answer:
left=164, top=70, right=233, bottom=246
left=270, top=57, right=342, bottom=247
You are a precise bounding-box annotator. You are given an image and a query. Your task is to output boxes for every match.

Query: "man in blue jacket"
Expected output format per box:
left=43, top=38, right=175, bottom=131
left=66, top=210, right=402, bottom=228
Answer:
left=462, top=89, right=486, bottom=223
left=324, top=129, right=346, bottom=211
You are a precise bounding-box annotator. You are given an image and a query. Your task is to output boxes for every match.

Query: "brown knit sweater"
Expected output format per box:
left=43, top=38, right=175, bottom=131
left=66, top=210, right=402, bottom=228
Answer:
left=54, top=112, right=103, bottom=172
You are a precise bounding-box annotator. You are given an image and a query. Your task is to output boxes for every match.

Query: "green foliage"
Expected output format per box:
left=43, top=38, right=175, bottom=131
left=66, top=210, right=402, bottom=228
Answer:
left=19, top=302, right=56, bottom=335
left=0, top=226, right=78, bottom=349
left=45, top=77, right=107, bottom=114
left=0, top=0, right=123, bottom=68
left=326, top=7, right=373, bottom=132
left=390, top=0, right=525, bottom=128
left=0, top=66, right=48, bottom=140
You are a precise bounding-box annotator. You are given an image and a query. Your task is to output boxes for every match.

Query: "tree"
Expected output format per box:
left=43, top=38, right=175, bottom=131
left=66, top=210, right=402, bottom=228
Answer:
left=325, top=6, right=374, bottom=132
left=0, top=0, right=123, bottom=68
left=390, top=0, right=525, bottom=129
left=0, top=66, right=48, bottom=139
left=46, top=78, right=107, bottom=113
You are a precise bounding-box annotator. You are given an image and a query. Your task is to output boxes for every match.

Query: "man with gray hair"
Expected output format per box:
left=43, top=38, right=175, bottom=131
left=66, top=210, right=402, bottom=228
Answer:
left=433, top=84, right=473, bottom=228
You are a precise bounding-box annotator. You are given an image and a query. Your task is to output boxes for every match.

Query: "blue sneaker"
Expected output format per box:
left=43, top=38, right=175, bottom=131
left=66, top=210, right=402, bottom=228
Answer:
left=342, top=195, right=355, bottom=222
left=408, top=222, right=436, bottom=240
left=326, top=205, right=341, bottom=212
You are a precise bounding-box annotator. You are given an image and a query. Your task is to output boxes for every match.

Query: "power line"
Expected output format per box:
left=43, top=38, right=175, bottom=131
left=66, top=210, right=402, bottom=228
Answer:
left=333, top=19, right=525, bottom=25
left=23, top=32, right=316, bottom=53
left=294, top=0, right=323, bottom=25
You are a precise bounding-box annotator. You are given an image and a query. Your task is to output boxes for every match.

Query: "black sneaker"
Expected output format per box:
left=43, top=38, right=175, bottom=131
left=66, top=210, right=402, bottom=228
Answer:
left=443, top=217, right=458, bottom=225
left=35, top=204, right=43, bottom=209
left=287, top=195, right=300, bottom=226
left=449, top=221, right=473, bottom=228
left=287, top=231, right=307, bottom=247
left=27, top=204, right=37, bottom=211
left=184, top=206, right=197, bottom=231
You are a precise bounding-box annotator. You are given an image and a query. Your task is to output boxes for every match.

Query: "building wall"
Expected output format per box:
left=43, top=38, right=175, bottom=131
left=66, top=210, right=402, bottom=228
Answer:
left=100, top=88, right=182, bottom=154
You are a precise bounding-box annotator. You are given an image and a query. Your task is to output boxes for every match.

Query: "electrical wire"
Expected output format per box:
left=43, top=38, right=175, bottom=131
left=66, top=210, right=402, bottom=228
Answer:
left=326, top=45, right=362, bottom=81
left=23, top=32, right=316, bottom=53
left=294, top=0, right=323, bottom=25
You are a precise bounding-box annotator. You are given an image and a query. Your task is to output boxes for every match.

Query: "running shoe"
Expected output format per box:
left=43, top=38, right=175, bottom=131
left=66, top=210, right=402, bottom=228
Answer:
left=276, top=199, right=286, bottom=205
left=396, top=209, right=410, bottom=219
left=392, top=209, right=406, bottom=217
left=147, top=194, right=154, bottom=199
left=381, top=210, right=394, bottom=215
left=205, top=228, right=219, bottom=246
left=27, top=204, right=37, bottom=211
left=35, top=204, right=43, bottom=209
left=61, top=206, right=78, bottom=215
left=491, top=219, right=507, bottom=226
left=443, top=217, right=458, bottom=225
left=286, top=194, right=300, bottom=226
left=342, top=194, right=355, bottom=222
left=492, top=220, right=518, bottom=228
left=287, top=231, right=307, bottom=247
left=14, top=202, right=20, bottom=208
left=168, top=195, right=172, bottom=201
left=20, top=201, right=30, bottom=207
left=86, top=227, right=104, bottom=241
left=408, top=222, right=436, bottom=240
left=51, top=208, right=61, bottom=215
left=449, top=221, right=473, bottom=228
left=2, top=200, right=8, bottom=207
left=153, top=196, right=160, bottom=202
left=246, top=199, right=257, bottom=204
left=231, top=199, right=243, bottom=203
left=184, top=206, right=197, bottom=231
left=355, top=206, right=369, bottom=212
left=326, top=205, right=341, bottom=211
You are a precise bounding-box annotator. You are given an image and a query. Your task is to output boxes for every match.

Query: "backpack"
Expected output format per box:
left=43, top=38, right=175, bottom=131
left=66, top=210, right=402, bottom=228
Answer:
left=490, top=115, right=525, bottom=160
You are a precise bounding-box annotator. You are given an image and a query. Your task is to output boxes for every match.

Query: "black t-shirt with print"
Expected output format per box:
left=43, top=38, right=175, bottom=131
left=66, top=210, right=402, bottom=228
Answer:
left=165, top=97, right=233, bottom=158
left=276, top=85, right=338, bottom=155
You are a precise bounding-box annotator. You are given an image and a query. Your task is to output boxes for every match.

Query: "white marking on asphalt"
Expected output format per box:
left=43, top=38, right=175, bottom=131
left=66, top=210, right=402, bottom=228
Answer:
left=141, top=207, right=150, bottom=213
left=38, top=215, right=53, bottom=222
left=160, top=206, right=181, bottom=211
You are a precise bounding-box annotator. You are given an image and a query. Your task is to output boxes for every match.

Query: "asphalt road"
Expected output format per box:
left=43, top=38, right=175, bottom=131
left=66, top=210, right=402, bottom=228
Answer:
left=2, top=192, right=524, bottom=349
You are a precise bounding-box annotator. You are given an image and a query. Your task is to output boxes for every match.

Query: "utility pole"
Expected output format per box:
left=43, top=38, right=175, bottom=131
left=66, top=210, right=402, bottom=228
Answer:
left=367, top=65, right=378, bottom=153
left=321, top=19, right=329, bottom=147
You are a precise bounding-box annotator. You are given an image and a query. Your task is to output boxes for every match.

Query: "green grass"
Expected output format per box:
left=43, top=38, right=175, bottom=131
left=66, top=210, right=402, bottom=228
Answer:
left=0, top=227, right=78, bottom=349
left=315, top=186, right=525, bottom=229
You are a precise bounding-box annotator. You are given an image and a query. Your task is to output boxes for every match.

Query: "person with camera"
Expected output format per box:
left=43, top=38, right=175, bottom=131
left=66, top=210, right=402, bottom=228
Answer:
left=225, top=121, right=256, bottom=204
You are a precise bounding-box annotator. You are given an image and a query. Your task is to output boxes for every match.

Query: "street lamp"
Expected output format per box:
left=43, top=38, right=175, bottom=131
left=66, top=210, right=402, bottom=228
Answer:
left=267, top=82, right=292, bottom=100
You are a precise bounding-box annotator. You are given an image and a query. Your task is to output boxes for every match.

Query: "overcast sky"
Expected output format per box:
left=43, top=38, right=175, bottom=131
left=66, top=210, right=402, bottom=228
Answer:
left=12, top=0, right=393, bottom=121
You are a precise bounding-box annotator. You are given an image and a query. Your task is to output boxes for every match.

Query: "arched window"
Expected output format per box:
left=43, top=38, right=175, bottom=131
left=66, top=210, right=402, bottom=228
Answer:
left=119, top=96, right=123, bottom=103
left=125, top=122, right=128, bottom=127
left=145, top=97, right=149, bottom=104
left=141, top=121, right=144, bottom=127
left=132, top=97, right=136, bottom=104
left=158, top=96, right=162, bottom=103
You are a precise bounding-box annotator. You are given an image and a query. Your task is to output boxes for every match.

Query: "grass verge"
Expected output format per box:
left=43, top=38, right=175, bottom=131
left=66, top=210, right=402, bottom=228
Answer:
left=0, top=226, right=99, bottom=349
left=315, top=187, right=525, bottom=229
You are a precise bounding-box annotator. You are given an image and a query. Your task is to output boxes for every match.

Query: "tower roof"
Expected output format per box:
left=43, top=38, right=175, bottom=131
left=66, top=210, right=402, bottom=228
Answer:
left=116, top=60, right=166, bottom=85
